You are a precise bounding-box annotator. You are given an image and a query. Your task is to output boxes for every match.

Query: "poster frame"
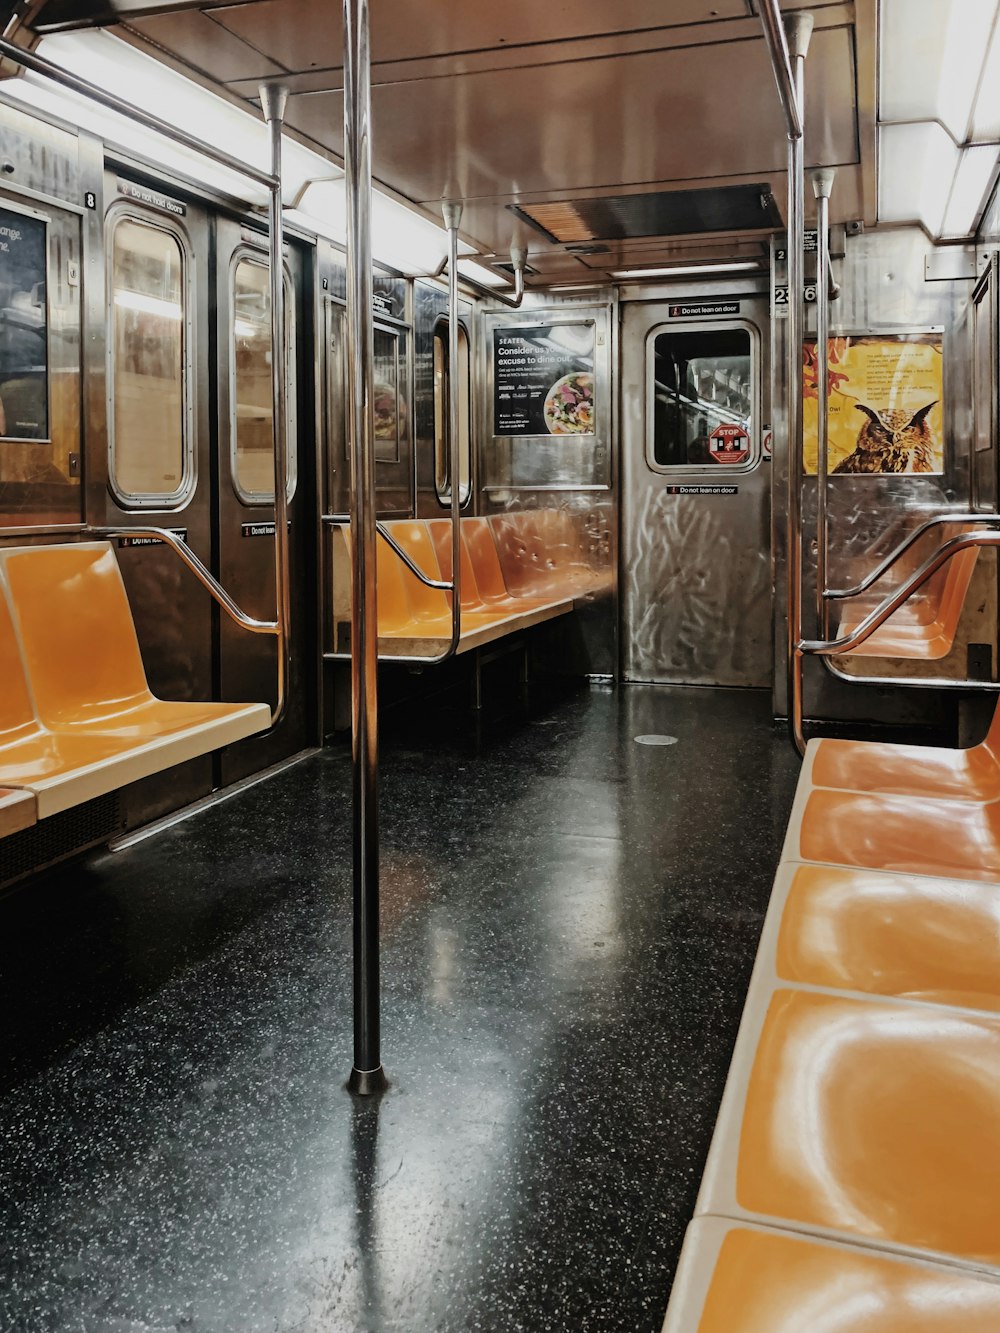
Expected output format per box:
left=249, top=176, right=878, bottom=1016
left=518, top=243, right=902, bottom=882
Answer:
left=491, top=316, right=598, bottom=440
left=0, top=194, right=51, bottom=446
left=803, top=324, right=945, bottom=478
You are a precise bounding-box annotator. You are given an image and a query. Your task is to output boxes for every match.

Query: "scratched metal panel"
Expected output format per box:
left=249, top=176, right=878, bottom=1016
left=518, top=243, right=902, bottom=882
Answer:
left=772, top=226, right=985, bottom=727
left=620, top=288, right=773, bottom=686
left=476, top=298, right=616, bottom=677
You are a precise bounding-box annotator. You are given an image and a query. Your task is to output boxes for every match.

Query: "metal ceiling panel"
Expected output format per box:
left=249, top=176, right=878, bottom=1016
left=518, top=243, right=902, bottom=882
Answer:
left=210, top=0, right=754, bottom=73
left=280, top=25, right=856, bottom=203
left=514, top=185, right=784, bottom=243
left=454, top=165, right=866, bottom=261
left=120, top=11, right=284, bottom=81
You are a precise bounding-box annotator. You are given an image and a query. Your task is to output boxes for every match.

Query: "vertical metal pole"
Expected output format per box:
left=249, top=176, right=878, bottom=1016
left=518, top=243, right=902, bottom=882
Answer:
left=442, top=201, right=463, bottom=651
left=812, top=167, right=836, bottom=643
left=344, top=0, right=387, bottom=1096
left=784, top=12, right=813, bottom=757
left=259, top=83, right=292, bottom=729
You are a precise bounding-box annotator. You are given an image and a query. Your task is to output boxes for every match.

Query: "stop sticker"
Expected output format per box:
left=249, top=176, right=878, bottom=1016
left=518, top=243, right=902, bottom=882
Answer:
left=709, top=423, right=749, bottom=464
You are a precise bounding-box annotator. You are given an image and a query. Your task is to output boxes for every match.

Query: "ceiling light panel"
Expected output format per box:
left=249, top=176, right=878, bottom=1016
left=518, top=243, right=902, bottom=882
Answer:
left=880, top=0, right=997, bottom=141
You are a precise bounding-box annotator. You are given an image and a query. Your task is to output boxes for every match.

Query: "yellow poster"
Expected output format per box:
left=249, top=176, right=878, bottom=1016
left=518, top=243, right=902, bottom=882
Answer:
left=803, top=333, right=944, bottom=475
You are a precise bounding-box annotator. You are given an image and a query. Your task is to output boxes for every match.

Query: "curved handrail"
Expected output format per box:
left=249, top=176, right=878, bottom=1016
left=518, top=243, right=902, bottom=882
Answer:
left=800, top=529, right=1000, bottom=656
left=89, top=527, right=278, bottom=635
left=825, top=513, right=1000, bottom=601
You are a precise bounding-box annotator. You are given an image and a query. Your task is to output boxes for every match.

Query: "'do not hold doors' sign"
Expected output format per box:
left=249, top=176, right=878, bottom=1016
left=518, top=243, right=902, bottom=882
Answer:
left=709, top=423, right=749, bottom=464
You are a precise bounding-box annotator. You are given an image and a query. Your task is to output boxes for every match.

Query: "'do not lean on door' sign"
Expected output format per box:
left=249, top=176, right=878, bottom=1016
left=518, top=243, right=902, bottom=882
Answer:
left=709, top=423, right=749, bottom=464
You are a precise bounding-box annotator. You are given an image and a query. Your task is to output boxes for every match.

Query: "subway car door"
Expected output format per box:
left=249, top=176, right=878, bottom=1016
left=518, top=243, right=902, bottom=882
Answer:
left=215, top=219, right=313, bottom=783
left=102, top=171, right=216, bottom=821
left=620, top=297, right=772, bottom=687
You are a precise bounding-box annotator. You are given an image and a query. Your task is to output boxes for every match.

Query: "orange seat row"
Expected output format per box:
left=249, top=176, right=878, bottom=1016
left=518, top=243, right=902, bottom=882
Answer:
left=835, top=528, right=978, bottom=660
left=0, top=541, right=270, bottom=826
left=332, top=510, right=606, bottom=658
left=661, top=706, right=1000, bottom=1330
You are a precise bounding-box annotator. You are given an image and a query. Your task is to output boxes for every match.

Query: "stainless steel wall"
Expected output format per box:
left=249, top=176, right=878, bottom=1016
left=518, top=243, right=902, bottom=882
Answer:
left=476, top=295, right=617, bottom=678
left=772, top=224, right=991, bottom=727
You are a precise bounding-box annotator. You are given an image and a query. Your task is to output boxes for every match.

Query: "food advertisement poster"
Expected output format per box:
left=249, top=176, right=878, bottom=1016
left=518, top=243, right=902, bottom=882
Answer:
left=0, top=206, right=48, bottom=440
left=803, top=332, right=943, bottom=476
left=493, top=322, right=595, bottom=436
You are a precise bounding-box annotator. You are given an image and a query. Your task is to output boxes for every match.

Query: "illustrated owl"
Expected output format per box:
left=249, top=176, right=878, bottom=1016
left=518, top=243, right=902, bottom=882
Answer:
left=832, top=401, right=938, bottom=474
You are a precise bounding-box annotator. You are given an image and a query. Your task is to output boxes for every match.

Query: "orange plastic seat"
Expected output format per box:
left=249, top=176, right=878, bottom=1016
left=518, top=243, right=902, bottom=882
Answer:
left=0, top=543, right=269, bottom=816
left=700, top=987, right=1000, bottom=1269
left=803, top=710, right=1000, bottom=803
left=460, top=517, right=566, bottom=613
left=0, top=787, right=35, bottom=838
left=1, top=543, right=270, bottom=742
left=837, top=546, right=979, bottom=659
left=663, top=1218, right=1000, bottom=1333
left=774, top=862, right=1000, bottom=1010
left=787, top=785, right=1000, bottom=881
left=382, top=520, right=510, bottom=634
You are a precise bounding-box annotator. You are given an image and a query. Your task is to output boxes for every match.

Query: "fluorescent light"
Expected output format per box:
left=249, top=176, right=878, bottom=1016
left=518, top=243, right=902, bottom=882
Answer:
left=942, top=143, right=998, bottom=236
left=2, top=30, right=337, bottom=206
left=880, top=0, right=996, bottom=141
left=972, top=16, right=1000, bottom=140
left=610, top=262, right=761, bottom=279
left=113, top=289, right=182, bottom=319
left=878, top=122, right=959, bottom=234
left=295, top=179, right=473, bottom=275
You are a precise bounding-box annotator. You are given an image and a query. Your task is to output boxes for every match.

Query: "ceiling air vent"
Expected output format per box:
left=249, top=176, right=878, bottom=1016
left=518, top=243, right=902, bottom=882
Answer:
left=493, top=259, right=538, bottom=277
left=511, top=185, right=781, bottom=244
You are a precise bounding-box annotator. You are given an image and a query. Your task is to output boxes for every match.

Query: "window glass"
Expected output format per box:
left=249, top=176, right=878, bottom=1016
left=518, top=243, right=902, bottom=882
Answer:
left=0, top=201, right=83, bottom=528
left=373, top=328, right=401, bottom=464
left=649, top=327, right=753, bottom=469
left=232, top=255, right=296, bottom=502
left=433, top=320, right=471, bottom=503
left=110, top=217, right=187, bottom=501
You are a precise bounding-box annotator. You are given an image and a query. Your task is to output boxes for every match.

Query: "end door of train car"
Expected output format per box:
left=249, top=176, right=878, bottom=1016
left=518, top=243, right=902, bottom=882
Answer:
left=620, top=289, right=772, bottom=687
left=215, top=217, right=314, bottom=786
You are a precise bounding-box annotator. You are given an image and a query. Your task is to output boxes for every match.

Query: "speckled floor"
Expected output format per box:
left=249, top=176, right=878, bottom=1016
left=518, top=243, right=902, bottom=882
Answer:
left=0, top=683, right=800, bottom=1333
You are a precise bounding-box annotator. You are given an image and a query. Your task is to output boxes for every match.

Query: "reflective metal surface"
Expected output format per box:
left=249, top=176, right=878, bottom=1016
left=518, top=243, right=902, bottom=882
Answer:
left=343, top=0, right=386, bottom=1094
left=620, top=291, right=772, bottom=687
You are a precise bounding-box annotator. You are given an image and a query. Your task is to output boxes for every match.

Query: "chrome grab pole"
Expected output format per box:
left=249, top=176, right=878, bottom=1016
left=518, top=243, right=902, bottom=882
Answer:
left=442, top=201, right=464, bottom=657
left=260, top=83, right=292, bottom=732
left=779, top=10, right=813, bottom=756
left=344, top=0, right=387, bottom=1097
left=811, top=167, right=836, bottom=643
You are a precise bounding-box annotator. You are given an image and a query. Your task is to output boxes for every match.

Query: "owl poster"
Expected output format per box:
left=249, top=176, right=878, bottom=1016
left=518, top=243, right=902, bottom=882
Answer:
left=802, top=333, right=944, bottom=476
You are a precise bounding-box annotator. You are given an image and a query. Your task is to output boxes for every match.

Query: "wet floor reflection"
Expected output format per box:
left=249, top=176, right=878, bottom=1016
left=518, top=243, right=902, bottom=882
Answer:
left=0, top=684, right=800, bottom=1331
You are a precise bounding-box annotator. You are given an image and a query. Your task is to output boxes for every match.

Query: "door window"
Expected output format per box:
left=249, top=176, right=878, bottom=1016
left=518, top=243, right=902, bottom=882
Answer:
left=433, top=318, right=471, bottom=504
left=232, top=253, right=296, bottom=504
left=647, top=325, right=755, bottom=472
left=109, top=213, right=191, bottom=506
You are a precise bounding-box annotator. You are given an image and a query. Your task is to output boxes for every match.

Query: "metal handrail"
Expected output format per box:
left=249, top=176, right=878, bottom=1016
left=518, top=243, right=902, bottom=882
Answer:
left=90, top=526, right=278, bottom=635
left=825, top=513, right=1000, bottom=600
left=444, top=244, right=527, bottom=309
left=800, top=530, right=1000, bottom=656
left=324, top=515, right=450, bottom=590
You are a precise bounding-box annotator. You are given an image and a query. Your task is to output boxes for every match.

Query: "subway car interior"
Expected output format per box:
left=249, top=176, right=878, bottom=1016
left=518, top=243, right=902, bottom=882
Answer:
left=5, top=0, right=1000, bottom=1329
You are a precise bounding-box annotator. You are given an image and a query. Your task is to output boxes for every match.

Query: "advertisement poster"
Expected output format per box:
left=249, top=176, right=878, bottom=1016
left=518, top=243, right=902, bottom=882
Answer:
left=0, top=207, right=48, bottom=440
left=803, top=332, right=943, bottom=475
left=494, top=322, right=595, bottom=436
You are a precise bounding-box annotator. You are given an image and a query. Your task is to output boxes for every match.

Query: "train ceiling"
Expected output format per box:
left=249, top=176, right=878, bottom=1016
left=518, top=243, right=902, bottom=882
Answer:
left=7, top=0, right=991, bottom=287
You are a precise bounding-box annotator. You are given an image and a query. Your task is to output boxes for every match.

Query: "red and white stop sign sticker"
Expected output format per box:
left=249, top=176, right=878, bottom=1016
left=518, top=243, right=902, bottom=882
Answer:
left=709, top=423, right=749, bottom=464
